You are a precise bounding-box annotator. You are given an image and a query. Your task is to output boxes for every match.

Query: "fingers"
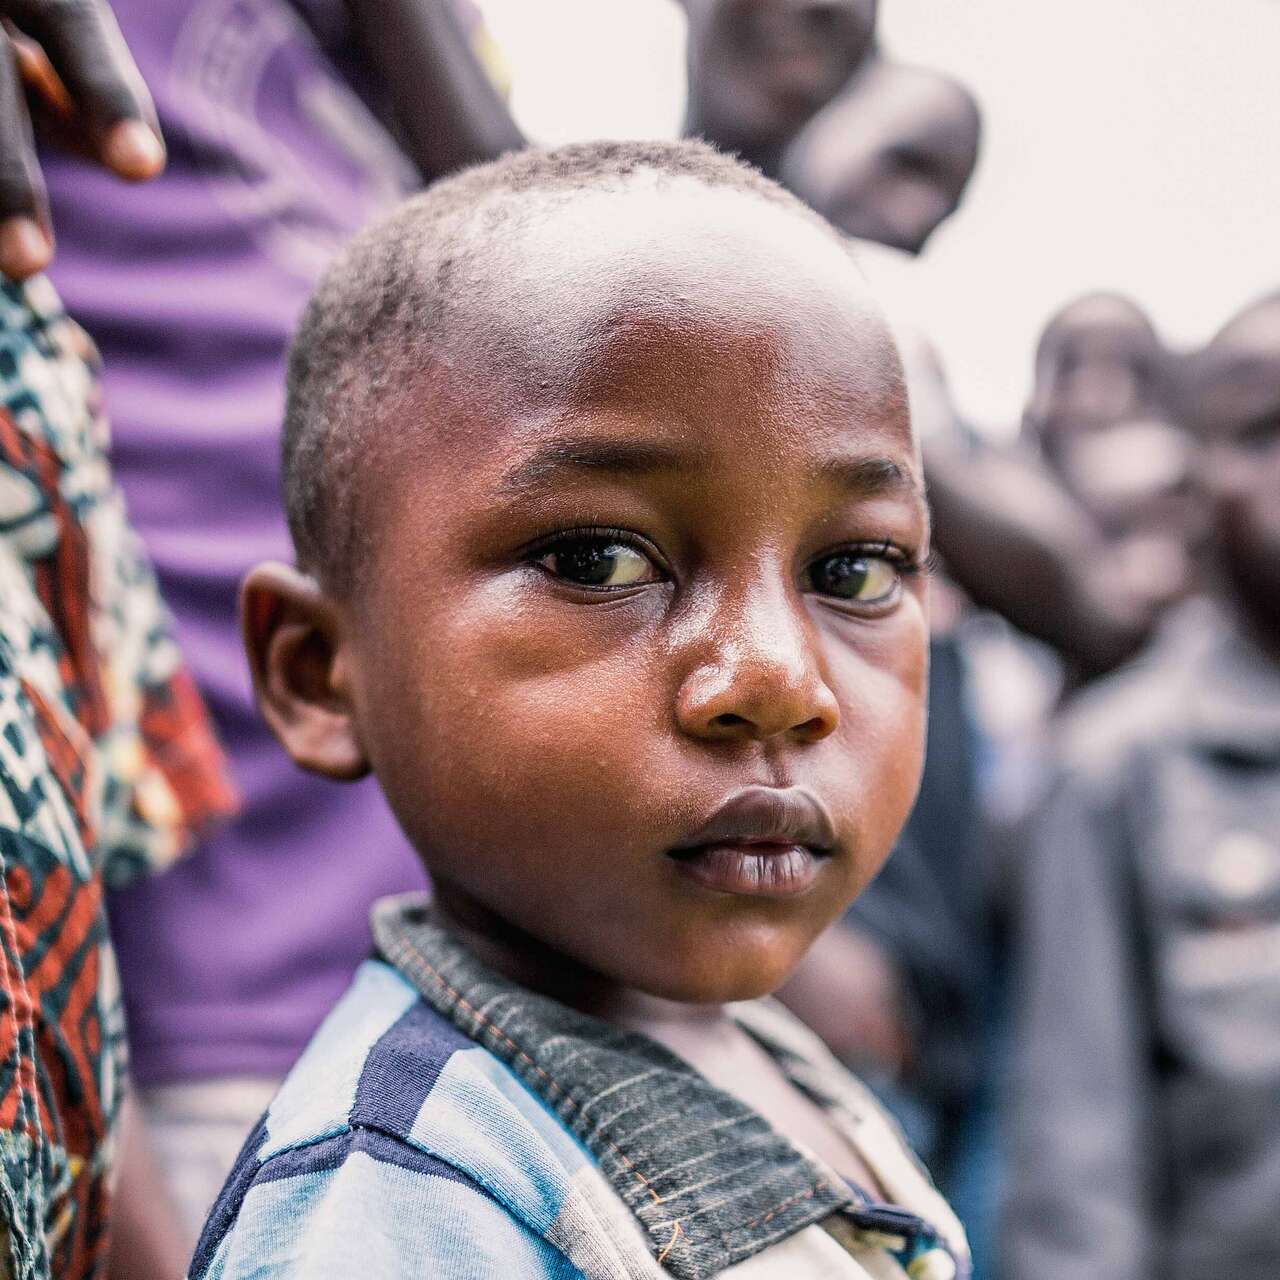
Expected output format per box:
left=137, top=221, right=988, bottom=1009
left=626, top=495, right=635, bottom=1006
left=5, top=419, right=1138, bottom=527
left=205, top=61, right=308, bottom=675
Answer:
left=7, top=0, right=164, bottom=179
left=0, top=35, right=52, bottom=278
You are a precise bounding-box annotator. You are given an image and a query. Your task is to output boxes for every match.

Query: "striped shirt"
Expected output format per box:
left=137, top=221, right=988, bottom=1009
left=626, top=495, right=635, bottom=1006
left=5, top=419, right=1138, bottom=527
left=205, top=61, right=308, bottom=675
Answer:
left=192, top=896, right=968, bottom=1279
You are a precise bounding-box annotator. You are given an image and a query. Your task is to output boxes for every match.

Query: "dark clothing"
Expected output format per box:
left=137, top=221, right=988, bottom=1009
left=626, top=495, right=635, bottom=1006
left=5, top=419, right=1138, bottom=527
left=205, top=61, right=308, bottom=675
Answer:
left=849, top=635, right=991, bottom=1139
left=1003, top=600, right=1280, bottom=1280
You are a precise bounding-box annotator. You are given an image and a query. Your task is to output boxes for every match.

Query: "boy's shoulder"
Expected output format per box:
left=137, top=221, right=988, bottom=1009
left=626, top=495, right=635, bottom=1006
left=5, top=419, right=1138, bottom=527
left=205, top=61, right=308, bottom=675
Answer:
left=193, top=908, right=970, bottom=1280
left=191, top=958, right=605, bottom=1279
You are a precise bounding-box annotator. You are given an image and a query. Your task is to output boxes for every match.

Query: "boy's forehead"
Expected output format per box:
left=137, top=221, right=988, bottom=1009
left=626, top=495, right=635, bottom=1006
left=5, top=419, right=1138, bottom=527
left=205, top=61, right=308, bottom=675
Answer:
left=450, top=182, right=908, bottom=442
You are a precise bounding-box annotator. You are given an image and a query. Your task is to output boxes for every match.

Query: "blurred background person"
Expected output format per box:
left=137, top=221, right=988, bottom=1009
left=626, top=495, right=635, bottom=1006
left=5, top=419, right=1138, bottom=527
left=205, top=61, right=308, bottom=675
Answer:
left=33, top=0, right=521, bottom=1261
left=1002, top=289, right=1280, bottom=1280
left=680, top=0, right=877, bottom=176
left=781, top=52, right=981, bottom=257
left=1023, top=292, right=1200, bottom=667
left=0, top=267, right=235, bottom=1280
left=0, top=5, right=240, bottom=1275
left=773, top=51, right=1223, bottom=1278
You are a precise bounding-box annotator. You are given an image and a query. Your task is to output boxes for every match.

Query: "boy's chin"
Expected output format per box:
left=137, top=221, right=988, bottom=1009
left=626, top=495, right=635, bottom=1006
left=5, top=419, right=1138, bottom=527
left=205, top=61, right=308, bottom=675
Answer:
left=628, top=945, right=809, bottom=1006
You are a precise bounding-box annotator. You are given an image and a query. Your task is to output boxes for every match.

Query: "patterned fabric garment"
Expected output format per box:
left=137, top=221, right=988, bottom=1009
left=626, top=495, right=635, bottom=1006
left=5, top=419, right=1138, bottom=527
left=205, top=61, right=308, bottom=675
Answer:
left=0, top=276, right=237, bottom=1280
left=193, top=896, right=969, bottom=1280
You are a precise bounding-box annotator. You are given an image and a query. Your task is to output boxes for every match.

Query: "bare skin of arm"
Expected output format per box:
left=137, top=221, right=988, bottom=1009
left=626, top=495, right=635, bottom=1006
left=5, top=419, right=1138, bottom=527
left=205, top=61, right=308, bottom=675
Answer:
left=774, top=924, right=912, bottom=1079
left=343, top=0, right=524, bottom=182
left=106, top=1095, right=192, bottom=1280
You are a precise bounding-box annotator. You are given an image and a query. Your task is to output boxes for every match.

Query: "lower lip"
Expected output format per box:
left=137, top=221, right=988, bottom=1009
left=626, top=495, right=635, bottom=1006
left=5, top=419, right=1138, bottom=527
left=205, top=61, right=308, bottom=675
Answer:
left=669, top=842, right=825, bottom=898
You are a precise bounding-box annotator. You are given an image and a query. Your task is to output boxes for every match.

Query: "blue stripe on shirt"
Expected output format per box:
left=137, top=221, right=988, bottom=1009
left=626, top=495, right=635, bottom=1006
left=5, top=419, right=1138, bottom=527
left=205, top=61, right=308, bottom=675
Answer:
left=198, top=1148, right=586, bottom=1279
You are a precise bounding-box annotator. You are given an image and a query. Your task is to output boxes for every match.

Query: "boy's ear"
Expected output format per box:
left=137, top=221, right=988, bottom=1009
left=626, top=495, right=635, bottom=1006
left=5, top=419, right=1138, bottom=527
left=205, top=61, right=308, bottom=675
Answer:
left=240, top=563, right=370, bottom=781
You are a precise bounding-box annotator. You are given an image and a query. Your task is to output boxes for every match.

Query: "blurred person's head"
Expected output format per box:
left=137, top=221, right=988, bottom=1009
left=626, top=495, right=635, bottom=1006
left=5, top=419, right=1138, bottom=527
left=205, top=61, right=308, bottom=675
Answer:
left=243, top=140, right=930, bottom=1011
left=681, top=0, right=877, bottom=173
left=780, top=56, right=981, bottom=255
left=1026, top=293, right=1196, bottom=619
left=1025, top=292, right=1169, bottom=448
left=1182, top=291, right=1280, bottom=652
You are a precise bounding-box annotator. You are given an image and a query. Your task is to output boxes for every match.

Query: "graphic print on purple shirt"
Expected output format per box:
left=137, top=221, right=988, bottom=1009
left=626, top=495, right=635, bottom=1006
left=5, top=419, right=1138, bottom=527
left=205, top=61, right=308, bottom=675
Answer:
left=41, top=0, right=427, bottom=1086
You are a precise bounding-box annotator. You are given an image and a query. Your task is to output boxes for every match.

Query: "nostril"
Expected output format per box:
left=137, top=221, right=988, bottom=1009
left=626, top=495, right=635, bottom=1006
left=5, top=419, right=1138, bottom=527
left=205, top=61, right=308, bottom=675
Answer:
left=795, top=716, right=831, bottom=741
left=710, top=712, right=751, bottom=732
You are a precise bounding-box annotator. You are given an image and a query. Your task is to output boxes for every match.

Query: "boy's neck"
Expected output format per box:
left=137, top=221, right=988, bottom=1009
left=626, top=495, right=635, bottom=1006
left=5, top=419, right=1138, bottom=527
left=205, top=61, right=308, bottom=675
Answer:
left=432, top=886, right=729, bottom=1031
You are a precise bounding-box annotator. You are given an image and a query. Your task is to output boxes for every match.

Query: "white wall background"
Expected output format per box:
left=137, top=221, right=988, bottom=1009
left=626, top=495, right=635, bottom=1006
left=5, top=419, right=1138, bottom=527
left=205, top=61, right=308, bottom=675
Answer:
left=476, top=0, right=1280, bottom=436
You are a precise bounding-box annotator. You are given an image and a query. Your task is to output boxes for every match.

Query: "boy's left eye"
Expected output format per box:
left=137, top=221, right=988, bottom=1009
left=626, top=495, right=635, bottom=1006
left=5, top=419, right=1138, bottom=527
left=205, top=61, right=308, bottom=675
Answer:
left=535, top=535, right=660, bottom=589
left=804, top=549, right=903, bottom=605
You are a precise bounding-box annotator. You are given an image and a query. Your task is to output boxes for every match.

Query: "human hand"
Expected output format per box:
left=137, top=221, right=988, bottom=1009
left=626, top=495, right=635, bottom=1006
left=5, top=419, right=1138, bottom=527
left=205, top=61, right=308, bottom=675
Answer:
left=1, top=0, right=164, bottom=279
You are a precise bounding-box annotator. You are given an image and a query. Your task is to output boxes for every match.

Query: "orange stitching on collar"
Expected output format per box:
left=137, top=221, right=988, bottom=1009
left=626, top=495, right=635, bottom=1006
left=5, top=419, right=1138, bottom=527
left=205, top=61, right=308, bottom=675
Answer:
left=744, top=1179, right=829, bottom=1230
left=656, top=1220, right=684, bottom=1265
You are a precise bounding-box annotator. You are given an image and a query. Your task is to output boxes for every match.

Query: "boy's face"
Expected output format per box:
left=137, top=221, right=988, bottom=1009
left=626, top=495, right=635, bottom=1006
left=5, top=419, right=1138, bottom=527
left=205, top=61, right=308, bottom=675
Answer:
left=260, top=186, right=927, bottom=1005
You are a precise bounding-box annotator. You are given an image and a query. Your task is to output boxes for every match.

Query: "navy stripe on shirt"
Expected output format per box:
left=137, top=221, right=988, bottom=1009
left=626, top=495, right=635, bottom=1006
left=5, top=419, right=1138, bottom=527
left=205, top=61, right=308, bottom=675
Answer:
left=349, top=997, right=472, bottom=1136
left=256, top=1124, right=489, bottom=1191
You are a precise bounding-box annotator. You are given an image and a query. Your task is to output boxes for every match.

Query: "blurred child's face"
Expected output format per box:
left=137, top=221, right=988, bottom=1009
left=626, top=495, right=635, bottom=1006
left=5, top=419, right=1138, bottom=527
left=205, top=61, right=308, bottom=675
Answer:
left=311, top=188, right=927, bottom=1004
left=684, top=0, right=877, bottom=154
left=1191, top=315, right=1280, bottom=642
left=785, top=63, right=980, bottom=256
left=1034, top=312, right=1166, bottom=444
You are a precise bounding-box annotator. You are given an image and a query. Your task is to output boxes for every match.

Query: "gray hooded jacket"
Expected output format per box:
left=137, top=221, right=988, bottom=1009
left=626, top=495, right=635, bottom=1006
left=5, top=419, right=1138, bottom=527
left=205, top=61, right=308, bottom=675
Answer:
left=1002, top=600, right=1280, bottom=1280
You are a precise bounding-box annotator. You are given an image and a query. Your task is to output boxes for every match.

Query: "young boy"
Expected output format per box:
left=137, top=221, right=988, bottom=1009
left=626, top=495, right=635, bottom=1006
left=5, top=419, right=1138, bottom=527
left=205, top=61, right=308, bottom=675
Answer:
left=1003, top=291, right=1280, bottom=1280
left=192, top=140, right=967, bottom=1280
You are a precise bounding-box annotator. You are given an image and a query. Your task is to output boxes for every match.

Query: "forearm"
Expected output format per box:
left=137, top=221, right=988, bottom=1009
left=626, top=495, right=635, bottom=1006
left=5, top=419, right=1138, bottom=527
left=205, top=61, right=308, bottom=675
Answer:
left=925, top=444, right=1148, bottom=674
left=346, top=0, right=524, bottom=181
left=107, top=1093, right=193, bottom=1280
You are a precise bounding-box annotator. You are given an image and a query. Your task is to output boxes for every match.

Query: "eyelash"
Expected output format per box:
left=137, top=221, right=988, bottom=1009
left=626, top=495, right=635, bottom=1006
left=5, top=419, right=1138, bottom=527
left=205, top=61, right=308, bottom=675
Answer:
left=835, top=537, right=932, bottom=576
left=523, top=528, right=931, bottom=589
left=523, top=526, right=668, bottom=571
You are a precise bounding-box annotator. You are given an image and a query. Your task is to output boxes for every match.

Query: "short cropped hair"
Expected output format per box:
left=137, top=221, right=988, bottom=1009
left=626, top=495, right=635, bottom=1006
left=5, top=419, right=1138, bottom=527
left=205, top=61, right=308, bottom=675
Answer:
left=283, top=139, right=838, bottom=591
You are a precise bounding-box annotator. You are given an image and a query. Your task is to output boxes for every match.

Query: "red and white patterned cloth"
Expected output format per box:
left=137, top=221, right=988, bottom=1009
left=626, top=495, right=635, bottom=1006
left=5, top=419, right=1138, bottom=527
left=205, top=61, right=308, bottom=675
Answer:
left=0, top=275, right=237, bottom=1280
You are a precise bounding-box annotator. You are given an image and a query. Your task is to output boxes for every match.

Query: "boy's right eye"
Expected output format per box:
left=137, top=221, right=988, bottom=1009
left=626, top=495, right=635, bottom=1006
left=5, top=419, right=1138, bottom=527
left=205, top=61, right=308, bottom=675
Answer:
left=533, top=534, right=661, bottom=590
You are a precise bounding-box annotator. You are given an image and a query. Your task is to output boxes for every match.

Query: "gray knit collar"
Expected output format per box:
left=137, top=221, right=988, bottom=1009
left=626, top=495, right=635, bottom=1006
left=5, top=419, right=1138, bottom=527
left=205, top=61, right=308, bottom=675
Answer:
left=371, top=894, right=858, bottom=1278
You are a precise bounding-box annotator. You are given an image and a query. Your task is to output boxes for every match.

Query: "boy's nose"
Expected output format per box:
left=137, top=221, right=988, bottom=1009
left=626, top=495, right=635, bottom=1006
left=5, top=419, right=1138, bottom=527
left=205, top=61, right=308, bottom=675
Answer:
left=675, top=598, right=840, bottom=744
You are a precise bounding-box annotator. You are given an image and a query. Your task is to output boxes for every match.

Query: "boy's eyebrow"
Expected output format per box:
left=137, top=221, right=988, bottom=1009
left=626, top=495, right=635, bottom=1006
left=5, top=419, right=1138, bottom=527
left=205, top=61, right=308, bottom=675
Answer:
left=497, top=435, right=924, bottom=501
left=821, top=454, right=922, bottom=499
left=496, top=437, right=695, bottom=495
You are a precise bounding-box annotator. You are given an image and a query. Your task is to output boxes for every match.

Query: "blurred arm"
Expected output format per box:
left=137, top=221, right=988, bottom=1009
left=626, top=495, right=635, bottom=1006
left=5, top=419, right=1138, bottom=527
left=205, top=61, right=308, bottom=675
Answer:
left=1001, top=763, right=1157, bottom=1280
left=345, top=0, right=525, bottom=181
left=926, top=445, right=1152, bottom=676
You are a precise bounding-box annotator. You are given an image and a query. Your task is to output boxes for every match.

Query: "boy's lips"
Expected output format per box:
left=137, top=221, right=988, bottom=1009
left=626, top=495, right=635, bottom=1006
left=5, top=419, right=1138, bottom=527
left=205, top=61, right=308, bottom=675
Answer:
left=667, top=786, right=837, bottom=898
